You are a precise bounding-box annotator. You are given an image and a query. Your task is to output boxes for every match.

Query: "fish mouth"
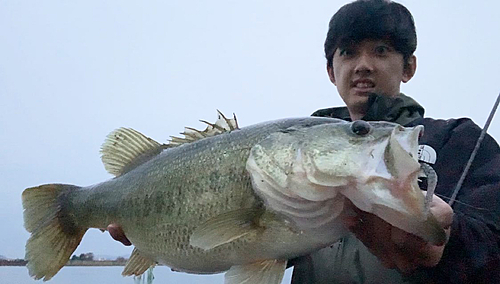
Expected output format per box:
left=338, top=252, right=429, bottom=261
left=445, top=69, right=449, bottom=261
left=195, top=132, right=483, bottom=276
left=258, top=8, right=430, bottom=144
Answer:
left=340, top=125, right=447, bottom=245
left=392, top=125, right=423, bottom=160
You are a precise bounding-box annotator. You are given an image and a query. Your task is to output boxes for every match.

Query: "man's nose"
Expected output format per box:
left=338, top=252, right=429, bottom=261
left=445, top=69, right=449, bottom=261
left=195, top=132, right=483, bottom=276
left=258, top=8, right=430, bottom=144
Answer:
left=354, top=53, right=375, bottom=75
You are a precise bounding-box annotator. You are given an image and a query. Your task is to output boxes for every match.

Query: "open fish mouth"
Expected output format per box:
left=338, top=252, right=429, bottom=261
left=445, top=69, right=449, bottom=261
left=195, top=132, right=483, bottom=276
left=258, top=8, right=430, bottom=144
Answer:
left=339, top=125, right=446, bottom=245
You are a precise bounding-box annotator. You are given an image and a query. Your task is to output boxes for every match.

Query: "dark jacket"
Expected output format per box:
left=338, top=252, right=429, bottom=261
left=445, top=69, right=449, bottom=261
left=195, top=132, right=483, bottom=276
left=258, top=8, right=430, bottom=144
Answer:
left=291, top=94, right=500, bottom=284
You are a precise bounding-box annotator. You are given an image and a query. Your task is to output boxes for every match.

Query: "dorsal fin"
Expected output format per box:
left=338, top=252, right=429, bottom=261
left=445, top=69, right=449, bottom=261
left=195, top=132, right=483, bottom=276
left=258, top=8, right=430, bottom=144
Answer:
left=168, top=110, right=239, bottom=146
left=100, top=128, right=163, bottom=176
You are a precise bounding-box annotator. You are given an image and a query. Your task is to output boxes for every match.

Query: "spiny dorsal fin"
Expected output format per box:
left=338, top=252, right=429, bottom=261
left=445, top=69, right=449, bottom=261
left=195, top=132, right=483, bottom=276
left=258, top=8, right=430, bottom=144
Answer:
left=168, top=110, right=239, bottom=146
left=101, top=128, right=163, bottom=177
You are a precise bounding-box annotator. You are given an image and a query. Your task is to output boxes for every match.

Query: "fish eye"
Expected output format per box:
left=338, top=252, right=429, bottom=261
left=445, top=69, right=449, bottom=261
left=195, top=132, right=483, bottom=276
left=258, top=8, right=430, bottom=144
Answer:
left=351, top=120, right=372, bottom=136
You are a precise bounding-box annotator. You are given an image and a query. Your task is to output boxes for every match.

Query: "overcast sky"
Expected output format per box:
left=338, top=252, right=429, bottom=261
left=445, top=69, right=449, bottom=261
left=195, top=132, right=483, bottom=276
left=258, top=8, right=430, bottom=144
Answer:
left=1, top=0, right=499, bottom=283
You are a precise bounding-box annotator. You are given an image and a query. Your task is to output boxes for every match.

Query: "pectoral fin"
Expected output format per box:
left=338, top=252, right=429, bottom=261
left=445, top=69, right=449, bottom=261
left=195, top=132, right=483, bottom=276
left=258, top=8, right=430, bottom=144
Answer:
left=225, top=259, right=287, bottom=284
left=190, top=209, right=262, bottom=250
left=122, top=248, right=156, bottom=276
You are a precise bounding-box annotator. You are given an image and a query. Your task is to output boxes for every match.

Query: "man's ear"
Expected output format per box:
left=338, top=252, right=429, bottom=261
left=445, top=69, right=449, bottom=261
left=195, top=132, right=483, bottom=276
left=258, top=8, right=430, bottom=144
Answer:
left=327, top=65, right=337, bottom=85
left=402, top=55, right=417, bottom=83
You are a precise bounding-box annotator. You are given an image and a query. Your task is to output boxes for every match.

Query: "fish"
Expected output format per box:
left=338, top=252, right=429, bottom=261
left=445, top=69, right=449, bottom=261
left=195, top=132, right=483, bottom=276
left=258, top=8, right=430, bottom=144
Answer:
left=22, top=113, right=446, bottom=283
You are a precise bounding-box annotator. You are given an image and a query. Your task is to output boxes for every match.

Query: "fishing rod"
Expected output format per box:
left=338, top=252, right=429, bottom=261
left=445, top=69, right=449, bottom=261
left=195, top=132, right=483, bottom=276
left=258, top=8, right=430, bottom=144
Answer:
left=448, top=92, right=500, bottom=207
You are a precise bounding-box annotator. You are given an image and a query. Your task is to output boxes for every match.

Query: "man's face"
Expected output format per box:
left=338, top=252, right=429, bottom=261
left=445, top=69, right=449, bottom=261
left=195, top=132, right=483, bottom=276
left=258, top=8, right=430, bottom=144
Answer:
left=328, top=39, right=416, bottom=119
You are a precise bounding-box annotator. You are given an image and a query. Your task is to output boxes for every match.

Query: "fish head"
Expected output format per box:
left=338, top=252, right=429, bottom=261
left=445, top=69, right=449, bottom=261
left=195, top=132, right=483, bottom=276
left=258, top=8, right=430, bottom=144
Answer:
left=247, top=119, right=445, bottom=245
left=299, top=121, right=420, bottom=183
left=297, top=120, right=445, bottom=244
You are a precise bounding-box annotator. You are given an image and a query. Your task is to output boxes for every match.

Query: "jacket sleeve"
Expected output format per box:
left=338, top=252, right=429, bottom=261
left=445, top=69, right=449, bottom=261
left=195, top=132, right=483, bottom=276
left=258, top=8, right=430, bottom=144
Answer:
left=418, top=118, right=500, bottom=283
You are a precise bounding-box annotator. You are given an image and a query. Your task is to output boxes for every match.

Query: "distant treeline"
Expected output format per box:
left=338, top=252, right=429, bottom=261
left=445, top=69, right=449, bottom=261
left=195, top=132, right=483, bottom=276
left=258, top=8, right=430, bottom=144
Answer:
left=66, top=259, right=127, bottom=266
left=0, top=253, right=128, bottom=267
left=0, top=259, right=27, bottom=266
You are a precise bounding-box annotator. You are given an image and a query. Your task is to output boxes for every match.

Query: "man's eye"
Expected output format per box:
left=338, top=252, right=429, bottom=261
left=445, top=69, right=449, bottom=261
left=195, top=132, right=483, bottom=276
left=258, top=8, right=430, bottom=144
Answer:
left=339, top=49, right=353, bottom=57
left=374, top=46, right=389, bottom=55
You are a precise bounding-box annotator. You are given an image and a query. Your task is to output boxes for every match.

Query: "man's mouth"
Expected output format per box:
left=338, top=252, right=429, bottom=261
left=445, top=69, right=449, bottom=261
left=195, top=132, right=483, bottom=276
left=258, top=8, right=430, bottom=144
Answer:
left=352, top=80, right=375, bottom=93
left=355, top=82, right=375, bottom=88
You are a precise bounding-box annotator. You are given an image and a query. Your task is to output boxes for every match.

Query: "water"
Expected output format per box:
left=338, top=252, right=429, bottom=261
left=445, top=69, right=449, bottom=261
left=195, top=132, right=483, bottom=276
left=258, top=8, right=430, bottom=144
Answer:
left=0, top=266, right=294, bottom=284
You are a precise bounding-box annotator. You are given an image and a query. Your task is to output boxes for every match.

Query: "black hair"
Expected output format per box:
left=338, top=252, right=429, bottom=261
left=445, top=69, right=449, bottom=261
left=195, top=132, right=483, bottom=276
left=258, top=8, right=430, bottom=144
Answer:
left=325, top=0, right=417, bottom=67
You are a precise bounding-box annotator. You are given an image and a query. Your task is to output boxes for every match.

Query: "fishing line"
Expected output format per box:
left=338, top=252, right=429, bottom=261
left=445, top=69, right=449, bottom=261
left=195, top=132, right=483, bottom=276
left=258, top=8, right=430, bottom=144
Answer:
left=449, top=92, right=500, bottom=206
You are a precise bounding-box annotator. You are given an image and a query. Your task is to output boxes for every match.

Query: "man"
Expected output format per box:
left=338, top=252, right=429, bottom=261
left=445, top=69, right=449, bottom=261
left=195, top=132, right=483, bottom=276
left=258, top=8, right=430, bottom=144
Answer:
left=289, top=0, right=500, bottom=283
left=109, top=0, right=500, bottom=282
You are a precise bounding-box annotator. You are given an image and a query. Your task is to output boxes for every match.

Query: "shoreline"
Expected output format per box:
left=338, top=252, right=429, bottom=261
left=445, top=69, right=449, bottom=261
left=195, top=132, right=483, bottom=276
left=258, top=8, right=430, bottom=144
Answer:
left=0, top=260, right=127, bottom=267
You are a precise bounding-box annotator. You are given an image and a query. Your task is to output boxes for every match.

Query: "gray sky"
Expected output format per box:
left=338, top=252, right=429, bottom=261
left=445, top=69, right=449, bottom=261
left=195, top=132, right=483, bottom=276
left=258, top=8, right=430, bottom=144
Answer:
left=1, top=0, right=499, bottom=282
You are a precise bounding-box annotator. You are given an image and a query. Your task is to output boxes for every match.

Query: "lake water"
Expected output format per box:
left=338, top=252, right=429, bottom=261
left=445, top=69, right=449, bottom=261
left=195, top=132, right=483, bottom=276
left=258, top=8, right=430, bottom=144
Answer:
left=0, top=266, right=294, bottom=284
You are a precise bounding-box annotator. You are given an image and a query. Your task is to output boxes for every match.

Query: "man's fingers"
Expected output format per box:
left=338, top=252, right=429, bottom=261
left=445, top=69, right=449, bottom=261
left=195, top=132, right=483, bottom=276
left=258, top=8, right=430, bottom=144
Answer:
left=346, top=210, right=396, bottom=265
left=107, top=224, right=132, bottom=246
left=341, top=199, right=451, bottom=273
left=390, top=227, right=425, bottom=250
left=429, top=194, right=454, bottom=229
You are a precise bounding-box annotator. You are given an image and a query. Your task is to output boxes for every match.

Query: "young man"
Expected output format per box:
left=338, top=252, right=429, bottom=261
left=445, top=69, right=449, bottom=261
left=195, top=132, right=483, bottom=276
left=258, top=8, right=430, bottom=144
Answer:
left=290, top=0, right=500, bottom=283
left=109, top=0, right=500, bottom=282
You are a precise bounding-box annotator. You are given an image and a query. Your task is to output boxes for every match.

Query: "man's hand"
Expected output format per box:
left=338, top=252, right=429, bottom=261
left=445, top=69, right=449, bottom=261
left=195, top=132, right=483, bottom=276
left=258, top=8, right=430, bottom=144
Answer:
left=342, top=194, right=453, bottom=274
left=107, top=224, right=132, bottom=246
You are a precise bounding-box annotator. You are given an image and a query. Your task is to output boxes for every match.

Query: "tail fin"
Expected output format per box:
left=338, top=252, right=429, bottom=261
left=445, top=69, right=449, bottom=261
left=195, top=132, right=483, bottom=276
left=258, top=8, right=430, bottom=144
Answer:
left=22, top=184, right=87, bottom=281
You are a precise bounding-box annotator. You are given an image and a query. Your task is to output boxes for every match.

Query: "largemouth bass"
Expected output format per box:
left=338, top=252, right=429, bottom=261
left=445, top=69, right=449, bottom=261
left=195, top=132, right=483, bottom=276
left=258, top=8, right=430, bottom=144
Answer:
left=22, top=114, right=445, bottom=283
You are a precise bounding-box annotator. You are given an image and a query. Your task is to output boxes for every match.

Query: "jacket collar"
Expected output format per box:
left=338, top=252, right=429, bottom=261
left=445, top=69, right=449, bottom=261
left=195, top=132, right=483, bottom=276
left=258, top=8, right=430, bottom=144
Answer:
left=312, top=93, right=425, bottom=126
